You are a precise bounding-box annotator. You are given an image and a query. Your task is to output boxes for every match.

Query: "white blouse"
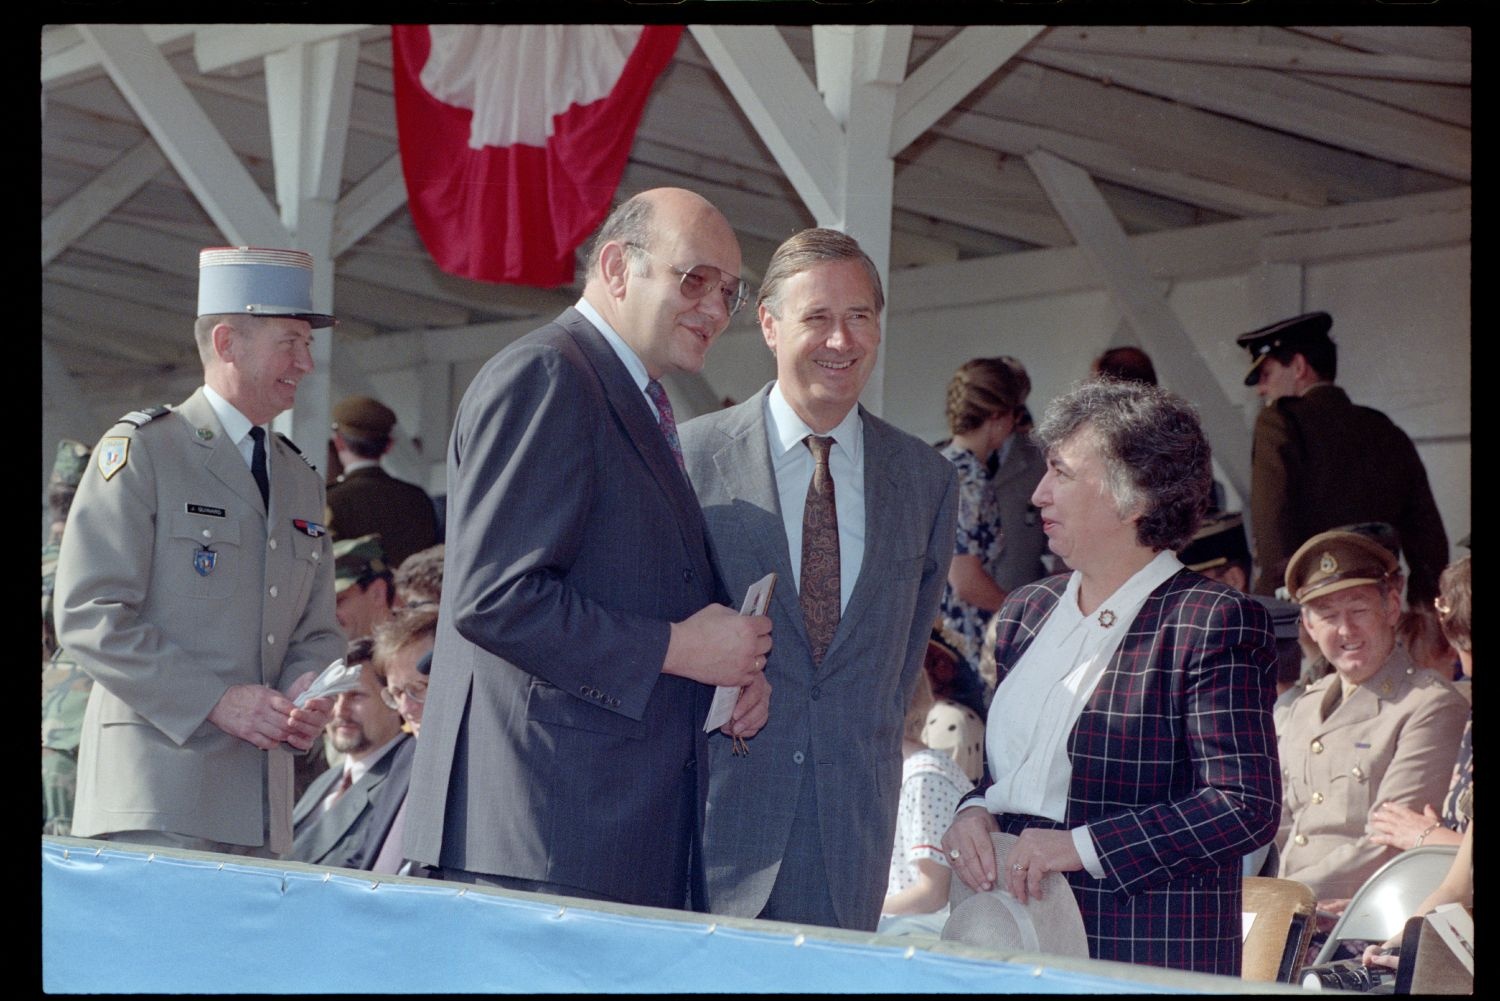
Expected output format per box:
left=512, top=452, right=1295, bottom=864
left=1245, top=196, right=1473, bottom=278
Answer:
left=981, top=550, right=1182, bottom=874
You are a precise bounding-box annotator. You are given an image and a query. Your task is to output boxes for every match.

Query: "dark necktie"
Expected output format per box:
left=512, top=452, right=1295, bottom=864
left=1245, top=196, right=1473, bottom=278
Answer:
left=248, top=426, right=270, bottom=508
left=644, top=379, right=685, bottom=470
left=800, top=435, right=840, bottom=665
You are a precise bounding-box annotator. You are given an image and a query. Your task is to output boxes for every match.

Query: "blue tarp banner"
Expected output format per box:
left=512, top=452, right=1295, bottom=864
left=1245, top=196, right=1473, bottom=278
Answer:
left=42, top=838, right=1279, bottom=994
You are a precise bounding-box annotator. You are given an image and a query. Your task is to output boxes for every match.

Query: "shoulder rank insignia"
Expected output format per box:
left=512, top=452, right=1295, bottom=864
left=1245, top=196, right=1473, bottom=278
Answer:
left=293, top=519, right=327, bottom=538
left=97, top=437, right=130, bottom=481
left=116, top=405, right=172, bottom=429
left=277, top=432, right=318, bottom=471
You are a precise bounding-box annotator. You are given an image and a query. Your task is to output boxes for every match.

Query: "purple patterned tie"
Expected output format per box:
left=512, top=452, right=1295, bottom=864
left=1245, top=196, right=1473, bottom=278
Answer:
left=644, top=379, right=684, bottom=470
left=801, top=435, right=840, bottom=664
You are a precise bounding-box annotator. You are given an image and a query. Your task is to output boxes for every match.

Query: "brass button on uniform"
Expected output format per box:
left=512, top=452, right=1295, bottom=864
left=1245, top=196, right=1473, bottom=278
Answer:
left=1294, top=834, right=1308, bottom=846
left=1311, top=792, right=1324, bottom=804
left=1311, top=739, right=1324, bottom=754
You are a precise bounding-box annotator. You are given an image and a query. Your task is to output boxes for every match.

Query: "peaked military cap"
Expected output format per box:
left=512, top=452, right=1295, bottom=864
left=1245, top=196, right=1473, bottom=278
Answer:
left=332, top=396, right=397, bottom=440
left=333, top=534, right=389, bottom=593
left=1285, top=529, right=1399, bottom=604
left=1236, top=311, right=1333, bottom=386
left=1179, top=511, right=1251, bottom=572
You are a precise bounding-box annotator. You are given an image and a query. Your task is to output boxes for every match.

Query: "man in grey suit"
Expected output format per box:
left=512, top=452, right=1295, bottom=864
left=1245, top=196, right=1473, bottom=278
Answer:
left=288, top=646, right=408, bottom=868
left=54, top=247, right=344, bottom=856
left=403, top=188, right=772, bottom=908
left=679, top=228, right=958, bottom=931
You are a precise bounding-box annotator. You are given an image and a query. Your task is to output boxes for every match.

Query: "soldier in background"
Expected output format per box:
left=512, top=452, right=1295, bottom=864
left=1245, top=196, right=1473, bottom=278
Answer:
left=326, top=396, right=440, bottom=568
left=41, top=439, right=92, bottom=835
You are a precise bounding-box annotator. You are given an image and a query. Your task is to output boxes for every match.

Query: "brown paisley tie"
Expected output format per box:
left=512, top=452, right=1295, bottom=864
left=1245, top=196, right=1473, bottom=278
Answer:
left=800, top=435, right=840, bottom=665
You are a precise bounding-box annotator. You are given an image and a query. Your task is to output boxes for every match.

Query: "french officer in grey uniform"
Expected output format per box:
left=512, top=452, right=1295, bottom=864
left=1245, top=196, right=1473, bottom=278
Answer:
left=1274, top=530, right=1467, bottom=901
left=54, top=247, right=346, bottom=857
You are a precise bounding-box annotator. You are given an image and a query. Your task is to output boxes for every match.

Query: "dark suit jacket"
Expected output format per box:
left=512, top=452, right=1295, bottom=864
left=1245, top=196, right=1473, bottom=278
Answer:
left=289, top=733, right=412, bottom=868
left=988, top=434, right=1049, bottom=592
left=346, top=735, right=416, bottom=871
left=325, top=465, right=439, bottom=569
left=403, top=309, right=718, bottom=908
left=680, top=387, right=958, bottom=931
left=1250, top=384, right=1447, bottom=601
left=979, top=570, right=1281, bottom=976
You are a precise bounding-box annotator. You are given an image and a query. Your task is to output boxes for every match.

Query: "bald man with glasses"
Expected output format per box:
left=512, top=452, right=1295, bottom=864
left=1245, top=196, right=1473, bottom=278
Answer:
left=403, top=188, right=773, bottom=909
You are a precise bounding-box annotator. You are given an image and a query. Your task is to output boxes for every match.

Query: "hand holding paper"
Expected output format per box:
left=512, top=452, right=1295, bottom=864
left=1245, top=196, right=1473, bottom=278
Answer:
left=293, top=658, right=364, bottom=708
left=705, top=573, right=777, bottom=749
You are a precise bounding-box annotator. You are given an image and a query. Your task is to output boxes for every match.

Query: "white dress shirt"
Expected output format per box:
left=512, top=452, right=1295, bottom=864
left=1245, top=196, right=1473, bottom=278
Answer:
left=202, top=385, right=265, bottom=481
left=983, top=549, right=1183, bottom=875
left=764, top=383, right=865, bottom=613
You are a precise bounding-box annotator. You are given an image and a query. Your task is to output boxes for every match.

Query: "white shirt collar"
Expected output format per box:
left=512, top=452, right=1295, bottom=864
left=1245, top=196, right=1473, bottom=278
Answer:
left=201, top=384, right=257, bottom=447
left=765, top=381, right=864, bottom=467
left=575, top=297, right=649, bottom=394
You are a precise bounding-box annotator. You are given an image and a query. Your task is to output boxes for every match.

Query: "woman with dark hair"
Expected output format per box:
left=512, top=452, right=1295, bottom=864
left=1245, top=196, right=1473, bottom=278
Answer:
left=941, top=380, right=1281, bottom=975
left=936, top=358, right=1026, bottom=713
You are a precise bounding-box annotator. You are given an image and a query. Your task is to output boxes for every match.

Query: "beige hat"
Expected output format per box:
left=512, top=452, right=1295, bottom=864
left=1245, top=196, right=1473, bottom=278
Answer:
left=941, top=831, right=1089, bottom=959
left=1285, top=529, right=1399, bottom=604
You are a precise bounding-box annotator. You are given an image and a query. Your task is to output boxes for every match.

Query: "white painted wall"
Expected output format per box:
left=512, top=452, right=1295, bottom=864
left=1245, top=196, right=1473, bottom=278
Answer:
left=878, top=243, right=1470, bottom=564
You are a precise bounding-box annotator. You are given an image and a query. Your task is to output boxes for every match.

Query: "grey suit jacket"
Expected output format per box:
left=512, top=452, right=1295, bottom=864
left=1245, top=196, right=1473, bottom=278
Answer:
left=289, top=734, right=412, bottom=868
left=56, top=387, right=344, bottom=852
left=989, top=434, right=1049, bottom=592
left=679, top=385, right=958, bottom=930
left=403, top=309, right=719, bottom=908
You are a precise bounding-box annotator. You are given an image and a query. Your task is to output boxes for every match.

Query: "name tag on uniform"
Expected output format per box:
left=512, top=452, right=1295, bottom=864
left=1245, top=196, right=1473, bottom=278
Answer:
left=186, top=503, right=226, bottom=517
left=293, top=519, right=327, bottom=538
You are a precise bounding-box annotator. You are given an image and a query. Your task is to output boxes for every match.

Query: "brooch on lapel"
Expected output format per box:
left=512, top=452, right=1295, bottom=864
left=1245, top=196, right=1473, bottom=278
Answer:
left=1097, top=608, right=1117, bottom=628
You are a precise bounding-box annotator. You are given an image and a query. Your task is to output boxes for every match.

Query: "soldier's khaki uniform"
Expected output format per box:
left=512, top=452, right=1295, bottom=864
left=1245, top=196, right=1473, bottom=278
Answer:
left=1276, top=644, right=1467, bottom=899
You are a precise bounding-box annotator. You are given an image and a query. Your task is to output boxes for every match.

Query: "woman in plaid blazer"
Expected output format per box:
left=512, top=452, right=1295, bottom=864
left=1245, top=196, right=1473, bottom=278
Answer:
left=943, top=381, right=1281, bottom=976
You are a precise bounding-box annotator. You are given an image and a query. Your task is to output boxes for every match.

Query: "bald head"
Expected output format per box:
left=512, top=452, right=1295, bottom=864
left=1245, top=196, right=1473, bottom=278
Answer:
left=583, top=187, right=743, bottom=379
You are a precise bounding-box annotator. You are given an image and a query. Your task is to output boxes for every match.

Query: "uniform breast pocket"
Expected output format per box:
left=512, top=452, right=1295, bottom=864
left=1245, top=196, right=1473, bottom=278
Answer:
left=166, top=512, right=242, bottom=600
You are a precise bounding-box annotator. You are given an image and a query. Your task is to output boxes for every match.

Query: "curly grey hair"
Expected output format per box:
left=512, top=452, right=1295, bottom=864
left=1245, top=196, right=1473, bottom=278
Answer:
left=1033, top=380, right=1213, bottom=552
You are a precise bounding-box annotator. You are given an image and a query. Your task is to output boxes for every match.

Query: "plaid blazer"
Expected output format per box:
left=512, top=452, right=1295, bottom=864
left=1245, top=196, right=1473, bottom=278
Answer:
left=985, top=569, right=1281, bottom=976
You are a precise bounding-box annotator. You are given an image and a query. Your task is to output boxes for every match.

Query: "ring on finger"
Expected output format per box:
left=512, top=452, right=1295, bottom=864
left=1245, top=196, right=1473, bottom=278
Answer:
left=1012, top=863, right=1027, bottom=871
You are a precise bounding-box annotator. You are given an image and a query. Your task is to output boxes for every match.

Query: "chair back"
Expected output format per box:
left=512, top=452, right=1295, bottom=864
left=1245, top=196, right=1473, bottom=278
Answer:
left=1242, top=876, right=1317, bottom=982
left=1311, top=845, right=1460, bottom=965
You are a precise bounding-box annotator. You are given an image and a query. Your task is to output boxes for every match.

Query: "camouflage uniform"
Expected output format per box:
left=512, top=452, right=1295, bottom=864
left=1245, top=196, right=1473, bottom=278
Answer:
left=42, top=441, right=92, bottom=835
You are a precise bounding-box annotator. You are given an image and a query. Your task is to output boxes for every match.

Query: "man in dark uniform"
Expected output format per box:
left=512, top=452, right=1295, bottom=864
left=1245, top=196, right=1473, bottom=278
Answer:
left=1238, top=312, right=1448, bottom=603
left=326, top=395, right=439, bottom=568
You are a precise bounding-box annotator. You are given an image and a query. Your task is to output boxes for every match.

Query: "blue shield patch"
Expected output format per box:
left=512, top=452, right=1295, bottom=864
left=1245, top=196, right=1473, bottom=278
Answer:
left=194, top=548, right=217, bottom=577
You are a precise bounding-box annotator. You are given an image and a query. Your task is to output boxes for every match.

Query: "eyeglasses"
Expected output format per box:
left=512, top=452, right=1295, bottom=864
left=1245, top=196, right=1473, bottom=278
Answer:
left=380, top=683, right=427, bottom=711
left=625, top=244, right=749, bottom=317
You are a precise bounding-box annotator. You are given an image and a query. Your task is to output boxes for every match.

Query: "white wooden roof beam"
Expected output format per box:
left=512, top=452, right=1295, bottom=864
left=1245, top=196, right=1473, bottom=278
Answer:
left=1041, top=28, right=1470, bottom=84
left=42, top=138, right=166, bottom=265
left=1025, top=148, right=1251, bottom=497
left=42, top=24, right=200, bottom=88
left=890, top=25, right=1043, bottom=154
left=932, top=113, right=1310, bottom=218
left=77, top=24, right=290, bottom=248
left=333, top=154, right=407, bottom=256
left=690, top=25, right=843, bottom=225
left=1025, top=48, right=1470, bottom=182
left=194, top=24, right=372, bottom=74
left=263, top=34, right=360, bottom=453
left=892, top=187, right=1470, bottom=313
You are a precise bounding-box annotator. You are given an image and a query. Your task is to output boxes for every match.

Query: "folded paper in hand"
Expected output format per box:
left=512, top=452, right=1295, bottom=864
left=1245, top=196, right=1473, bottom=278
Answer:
left=293, top=659, right=363, bottom=708
left=704, top=572, right=776, bottom=733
